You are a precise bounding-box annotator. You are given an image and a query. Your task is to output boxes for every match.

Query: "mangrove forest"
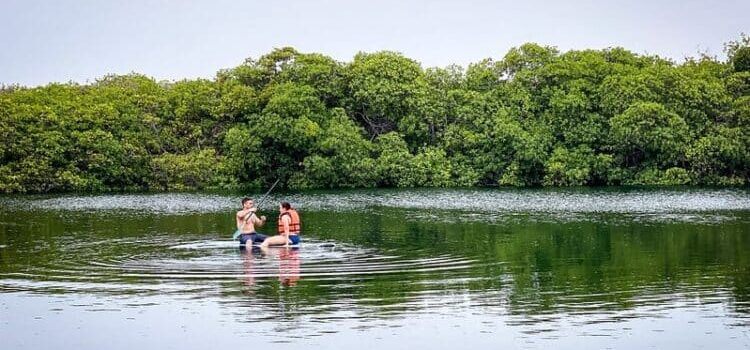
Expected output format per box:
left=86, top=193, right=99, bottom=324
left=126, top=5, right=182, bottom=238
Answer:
left=1, top=38, right=749, bottom=193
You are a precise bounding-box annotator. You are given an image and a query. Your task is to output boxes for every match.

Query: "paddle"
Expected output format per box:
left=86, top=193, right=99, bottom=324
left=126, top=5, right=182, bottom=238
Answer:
left=233, top=179, right=281, bottom=240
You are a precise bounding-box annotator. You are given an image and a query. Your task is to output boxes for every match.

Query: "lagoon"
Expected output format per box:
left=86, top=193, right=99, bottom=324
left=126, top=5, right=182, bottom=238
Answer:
left=1, top=188, right=749, bottom=349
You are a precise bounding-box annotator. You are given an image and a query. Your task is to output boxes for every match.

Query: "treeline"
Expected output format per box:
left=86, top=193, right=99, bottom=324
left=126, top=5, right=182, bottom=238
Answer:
left=1, top=38, right=749, bottom=193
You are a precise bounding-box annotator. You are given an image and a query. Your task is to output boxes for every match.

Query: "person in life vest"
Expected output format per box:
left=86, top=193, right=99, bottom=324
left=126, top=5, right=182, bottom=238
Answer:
left=260, top=201, right=301, bottom=248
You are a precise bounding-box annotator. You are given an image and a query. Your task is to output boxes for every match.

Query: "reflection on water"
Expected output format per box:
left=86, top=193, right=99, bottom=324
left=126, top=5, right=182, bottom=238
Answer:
left=277, top=249, right=300, bottom=287
left=0, top=188, right=749, bottom=349
left=240, top=248, right=301, bottom=288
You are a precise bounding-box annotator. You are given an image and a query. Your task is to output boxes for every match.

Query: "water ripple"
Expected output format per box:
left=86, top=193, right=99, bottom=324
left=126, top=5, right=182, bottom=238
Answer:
left=0, top=239, right=480, bottom=294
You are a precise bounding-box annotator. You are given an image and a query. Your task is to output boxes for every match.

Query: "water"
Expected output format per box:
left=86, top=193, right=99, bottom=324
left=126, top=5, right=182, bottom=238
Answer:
left=0, top=188, right=749, bottom=349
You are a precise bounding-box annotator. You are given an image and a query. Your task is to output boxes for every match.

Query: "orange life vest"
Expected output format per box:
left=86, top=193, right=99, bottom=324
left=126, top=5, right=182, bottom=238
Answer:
left=277, top=209, right=301, bottom=235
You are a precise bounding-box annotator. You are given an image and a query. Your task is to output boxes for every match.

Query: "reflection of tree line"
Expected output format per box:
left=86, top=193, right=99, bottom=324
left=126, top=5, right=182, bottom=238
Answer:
left=305, top=209, right=750, bottom=316
left=5, top=205, right=749, bottom=322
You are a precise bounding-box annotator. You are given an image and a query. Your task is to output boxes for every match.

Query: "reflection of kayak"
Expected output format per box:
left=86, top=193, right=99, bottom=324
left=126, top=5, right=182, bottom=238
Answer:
left=266, top=244, right=300, bottom=249
left=244, top=243, right=301, bottom=249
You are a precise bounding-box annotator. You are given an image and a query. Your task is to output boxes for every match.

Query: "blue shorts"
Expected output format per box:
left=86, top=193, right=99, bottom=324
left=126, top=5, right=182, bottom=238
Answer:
left=239, top=232, right=267, bottom=246
left=288, top=235, right=301, bottom=245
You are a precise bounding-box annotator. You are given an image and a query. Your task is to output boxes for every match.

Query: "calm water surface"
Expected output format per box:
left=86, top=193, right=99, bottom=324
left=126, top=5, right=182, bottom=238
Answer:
left=1, top=188, right=749, bottom=349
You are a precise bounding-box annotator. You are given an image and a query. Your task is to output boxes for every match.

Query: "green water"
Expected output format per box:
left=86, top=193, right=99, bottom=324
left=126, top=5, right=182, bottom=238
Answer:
left=0, top=188, right=749, bottom=349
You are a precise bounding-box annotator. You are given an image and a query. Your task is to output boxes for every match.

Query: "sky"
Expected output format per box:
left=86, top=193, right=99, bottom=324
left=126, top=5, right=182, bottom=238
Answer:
left=1, top=0, right=748, bottom=87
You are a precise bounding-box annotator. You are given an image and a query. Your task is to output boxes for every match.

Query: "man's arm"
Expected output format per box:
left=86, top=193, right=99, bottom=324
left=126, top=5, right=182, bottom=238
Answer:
left=252, top=214, right=267, bottom=227
left=237, top=208, right=258, bottom=227
left=236, top=211, right=245, bottom=229
left=243, top=208, right=258, bottom=221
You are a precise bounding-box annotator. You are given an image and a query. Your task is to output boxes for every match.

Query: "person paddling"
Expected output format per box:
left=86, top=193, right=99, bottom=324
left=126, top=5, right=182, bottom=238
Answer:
left=236, top=197, right=268, bottom=247
left=260, top=202, right=301, bottom=248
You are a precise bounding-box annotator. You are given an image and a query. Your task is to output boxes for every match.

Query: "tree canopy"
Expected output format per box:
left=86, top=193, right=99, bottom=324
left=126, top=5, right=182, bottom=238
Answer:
left=1, top=40, right=749, bottom=193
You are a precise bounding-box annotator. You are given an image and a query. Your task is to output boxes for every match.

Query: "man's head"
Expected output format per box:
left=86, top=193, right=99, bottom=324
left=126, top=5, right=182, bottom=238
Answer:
left=242, top=197, right=254, bottom=208
left=280, top=201, right=291, bottom=212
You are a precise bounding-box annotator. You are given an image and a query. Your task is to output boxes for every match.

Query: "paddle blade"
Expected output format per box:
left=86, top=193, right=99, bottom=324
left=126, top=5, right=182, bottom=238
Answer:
left=232, top=229, right=241, bottom=240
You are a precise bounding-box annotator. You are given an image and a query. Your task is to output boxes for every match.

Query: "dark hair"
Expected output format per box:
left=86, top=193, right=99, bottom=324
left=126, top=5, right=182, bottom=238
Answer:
left=280, top=201, right=291, bottom=210
left=242, top=197, right=253, bottom=205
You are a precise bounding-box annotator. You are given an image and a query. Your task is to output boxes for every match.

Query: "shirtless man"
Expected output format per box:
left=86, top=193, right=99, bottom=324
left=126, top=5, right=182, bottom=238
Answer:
left=236, top=197, right=267, bottom=247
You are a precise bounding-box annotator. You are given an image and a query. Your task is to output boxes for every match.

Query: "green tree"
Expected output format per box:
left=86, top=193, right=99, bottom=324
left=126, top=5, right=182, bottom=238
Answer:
left=149, top=149, right=225, bottom=190
left=1, top=43, right=748, bottom=193
left=344, top=51, right=425, bottom=138
left=373, top=132, right=415, bottom=187
left=292, top=109, right=377, bottom=189
left=687, top=126, right=749, bottom=184
left=732, top=47, right=750, bottom=72
left=609, top=102, right=690, bottom=170
left=543, top=146, right=613, bottom=186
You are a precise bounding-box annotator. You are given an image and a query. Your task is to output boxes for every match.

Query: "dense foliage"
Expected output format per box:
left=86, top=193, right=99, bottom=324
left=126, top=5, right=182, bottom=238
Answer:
left=2, top=38, right=749, bottom=192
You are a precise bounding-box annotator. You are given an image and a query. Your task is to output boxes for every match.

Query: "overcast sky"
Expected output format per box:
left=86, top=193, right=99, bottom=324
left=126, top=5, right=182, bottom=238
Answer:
left=1, top=0, right=748, bottom=87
